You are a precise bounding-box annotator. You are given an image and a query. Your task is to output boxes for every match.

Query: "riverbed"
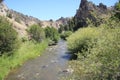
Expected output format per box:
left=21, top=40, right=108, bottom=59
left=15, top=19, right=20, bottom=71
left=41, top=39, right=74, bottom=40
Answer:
left=5, top=40, right=71, bottom=80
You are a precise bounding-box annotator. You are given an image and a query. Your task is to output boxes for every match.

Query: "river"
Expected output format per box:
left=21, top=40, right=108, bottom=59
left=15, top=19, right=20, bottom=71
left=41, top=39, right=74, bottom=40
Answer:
left=5, top=40, right=71, bottom=80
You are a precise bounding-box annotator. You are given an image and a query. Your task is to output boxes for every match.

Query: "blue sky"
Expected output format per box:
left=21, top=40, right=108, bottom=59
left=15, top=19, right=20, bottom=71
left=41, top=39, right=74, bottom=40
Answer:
left=4, top=0, right=118, bottom=20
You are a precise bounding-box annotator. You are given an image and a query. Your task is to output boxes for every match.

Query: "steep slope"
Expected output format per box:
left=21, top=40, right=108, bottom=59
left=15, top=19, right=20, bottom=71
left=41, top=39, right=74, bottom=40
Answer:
left=74, top=0, right=112, bottom=30
left=0, top=3, right=28, bottom=37
left=0, top=2, right=69, bottom=37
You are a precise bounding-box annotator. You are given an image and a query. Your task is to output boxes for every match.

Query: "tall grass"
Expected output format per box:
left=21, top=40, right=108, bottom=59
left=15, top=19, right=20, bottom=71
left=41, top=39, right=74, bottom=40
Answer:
left=0, top=40, right=48, bottom=80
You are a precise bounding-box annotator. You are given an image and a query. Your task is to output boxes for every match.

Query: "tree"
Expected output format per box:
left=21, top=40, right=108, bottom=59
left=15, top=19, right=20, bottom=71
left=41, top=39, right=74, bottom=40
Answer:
left=0, top=17, right=18, bottom=55
left=28, top=24, right=45, bottom=42
left=58, top=24, right=64, bottom=33
left=45, top=27, right=59, bottom=43
left=60, top=31, right=72, bottom=40
left=114, top=0, right=120, bottom=19
left=68, top=18, right=75, bottom=31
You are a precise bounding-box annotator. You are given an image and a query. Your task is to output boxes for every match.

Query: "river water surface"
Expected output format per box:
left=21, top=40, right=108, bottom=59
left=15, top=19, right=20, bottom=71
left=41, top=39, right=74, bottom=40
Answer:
left=5, top=40, right=71, bottom=80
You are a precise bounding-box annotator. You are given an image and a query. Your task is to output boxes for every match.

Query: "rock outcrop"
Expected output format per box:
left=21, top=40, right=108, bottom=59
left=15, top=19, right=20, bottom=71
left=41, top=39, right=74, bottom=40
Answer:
left=0, top=3, right=8, bottom=16
left=74, top=0, right=111, bottom=30
left=41, top=17, right=69, bottom=28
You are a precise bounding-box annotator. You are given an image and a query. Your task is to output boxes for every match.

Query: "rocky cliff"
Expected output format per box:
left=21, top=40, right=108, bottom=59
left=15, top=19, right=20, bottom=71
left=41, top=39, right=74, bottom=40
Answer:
left=74, top=0, right=112, bottom=30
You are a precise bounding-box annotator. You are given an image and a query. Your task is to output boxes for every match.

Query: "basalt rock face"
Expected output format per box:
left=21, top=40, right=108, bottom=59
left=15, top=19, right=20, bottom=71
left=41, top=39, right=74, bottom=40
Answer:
left=74, top=0, right=111, bottom=30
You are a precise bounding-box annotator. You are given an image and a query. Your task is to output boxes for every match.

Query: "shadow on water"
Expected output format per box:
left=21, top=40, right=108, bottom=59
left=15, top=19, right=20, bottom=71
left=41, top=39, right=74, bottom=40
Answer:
left=61, top=52, right=72, bottom=60
left=61, top=51, right=78, bottom=60
left=69, top=54, right=78, bottom=60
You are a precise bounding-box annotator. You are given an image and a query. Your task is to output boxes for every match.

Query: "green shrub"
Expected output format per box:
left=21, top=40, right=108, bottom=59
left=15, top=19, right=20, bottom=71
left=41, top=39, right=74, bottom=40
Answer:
left=115, top=0, right=120, bottom=11
left=0, top=17, right=18, bottom=55
left=28, top=24, right=45, bottom=42
left=67, top=27, right=100, bottom=57
left=45, top=27, right=60, bottom=43
left=67, top=22, right=120, bottom=80
left=15, top=17, right=21, bottom=23
left=114, top=0, right=120, bottom=20
left=7, top=13, right=12, bottom=19
left=60, top=31, right=72, bottom=40
left=21, top=37, right=28, bottom=42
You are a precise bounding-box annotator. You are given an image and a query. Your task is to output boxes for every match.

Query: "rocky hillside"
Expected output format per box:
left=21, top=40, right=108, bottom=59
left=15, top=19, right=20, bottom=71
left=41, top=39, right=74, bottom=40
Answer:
left=0, top=2, right=69, bottom=37
left=74, top=0, right=113, bottom=30
left=41, top=17, right=69, bottom=28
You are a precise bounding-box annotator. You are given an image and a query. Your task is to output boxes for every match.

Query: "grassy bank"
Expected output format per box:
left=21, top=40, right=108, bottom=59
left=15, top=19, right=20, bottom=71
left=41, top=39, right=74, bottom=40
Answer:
left=0, top=40, right=48, bottom=80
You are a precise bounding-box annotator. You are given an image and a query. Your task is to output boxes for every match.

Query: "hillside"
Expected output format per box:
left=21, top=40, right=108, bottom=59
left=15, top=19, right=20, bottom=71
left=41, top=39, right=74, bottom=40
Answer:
left=73, top=0, right=113, bottom=30
left=0, top=2, right=69, bottom=37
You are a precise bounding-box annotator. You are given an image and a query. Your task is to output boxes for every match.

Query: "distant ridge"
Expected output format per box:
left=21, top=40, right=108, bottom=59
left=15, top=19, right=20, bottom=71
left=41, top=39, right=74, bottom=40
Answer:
left=0, top=2, right=70, bottom=37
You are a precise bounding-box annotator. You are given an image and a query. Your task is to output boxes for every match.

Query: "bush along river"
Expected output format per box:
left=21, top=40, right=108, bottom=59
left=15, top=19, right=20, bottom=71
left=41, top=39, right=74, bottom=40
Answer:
left=5, top=40, right=72, bottom=80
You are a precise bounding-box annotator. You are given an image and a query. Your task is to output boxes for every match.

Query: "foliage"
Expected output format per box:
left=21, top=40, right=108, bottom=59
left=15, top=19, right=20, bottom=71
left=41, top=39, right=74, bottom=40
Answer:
left=0, top=17, right=18, bottom=55
left=68, top=18, right=75, bottom=31
left=114, top=0, right=120, bottom=19
left=28, top=24, right=45, bottom=42
left=115, top=0, right=120, bottom=11
left=67, top=27, right=99, bottom=56
left=21, top=37, right=28, bottom=42
left=67, top=20, right=120, bottom=80
left=60, top=31, right=72, bottom=40
left=15, top=17, right=21, bottom=23
left=58, top=24, right=65, bottom=33
left=0, top=40, right=48, bottom=80
left=44, top=27, right=60, bottom=43
left=58, top=17, right=75, bottom=33
left=7, top=13, right=12, bottom=19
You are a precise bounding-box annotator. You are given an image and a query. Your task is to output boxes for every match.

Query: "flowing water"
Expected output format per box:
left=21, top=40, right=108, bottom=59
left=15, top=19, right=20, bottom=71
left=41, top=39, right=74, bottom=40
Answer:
left=5, top=40, right=71, bottom=80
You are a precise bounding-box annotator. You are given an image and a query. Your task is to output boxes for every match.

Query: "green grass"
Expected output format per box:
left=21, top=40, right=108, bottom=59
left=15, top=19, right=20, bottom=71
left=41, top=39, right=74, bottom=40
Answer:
left=0, top=40, right=48, bottom=80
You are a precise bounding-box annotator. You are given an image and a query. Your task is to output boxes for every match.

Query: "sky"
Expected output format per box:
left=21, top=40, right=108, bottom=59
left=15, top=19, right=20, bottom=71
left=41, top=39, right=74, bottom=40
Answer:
left=4, top=0, right=118, bottom=20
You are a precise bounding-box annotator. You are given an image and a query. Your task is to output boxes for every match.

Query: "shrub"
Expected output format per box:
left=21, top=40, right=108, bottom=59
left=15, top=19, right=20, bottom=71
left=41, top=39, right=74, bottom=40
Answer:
left=15, top=17, right=21, bottom=23
left=7, top=13, right=12, bottom=19
left=45, top=27, right=60, bottom=43
left=21, top=37, right=28, bottom=42
left=28, top=24, right=45, bottom=42
left=114, top=0, right=120, bottom=20
left=115, top=0, right=120, bottom=11
left=60, top=31, right=72, bottom=40
left=67, top=27, right=100, bottom=57
left=67, top=21, right=120, bottom=80
left=0, top=17, right=18, bottom=55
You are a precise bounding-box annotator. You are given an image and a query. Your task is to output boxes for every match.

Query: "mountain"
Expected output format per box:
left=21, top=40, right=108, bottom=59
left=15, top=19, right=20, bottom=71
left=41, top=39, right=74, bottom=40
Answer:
left=0, top=2, right=69, bottom=37
left=74, top=0, right=113, bottom=30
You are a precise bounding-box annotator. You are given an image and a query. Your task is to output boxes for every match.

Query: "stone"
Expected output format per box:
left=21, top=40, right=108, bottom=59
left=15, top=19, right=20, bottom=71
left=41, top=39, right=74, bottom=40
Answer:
left=74, top=0, right=111, bottom=29
left=62, top=68, right=74, bottom=73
